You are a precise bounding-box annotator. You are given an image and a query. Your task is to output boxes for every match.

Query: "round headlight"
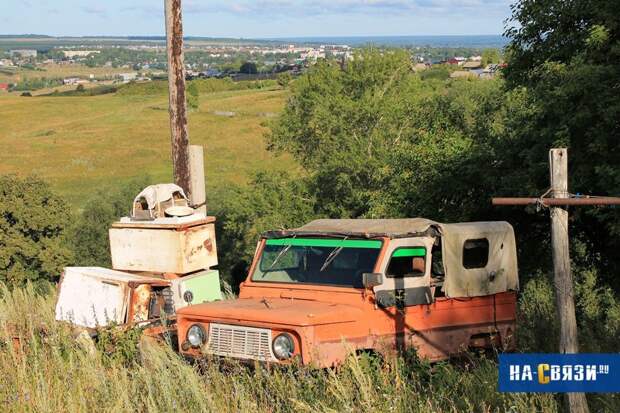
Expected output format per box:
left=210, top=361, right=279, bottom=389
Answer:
left=187, top=324, right=207, bottom=348
left=272, top=333, right=294, bottom=360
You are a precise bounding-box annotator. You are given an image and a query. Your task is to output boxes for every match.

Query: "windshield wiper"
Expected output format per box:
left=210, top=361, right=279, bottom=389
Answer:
left=267, top=235, right=296, bottom=271
left=319, top=236, right=348, bottom=272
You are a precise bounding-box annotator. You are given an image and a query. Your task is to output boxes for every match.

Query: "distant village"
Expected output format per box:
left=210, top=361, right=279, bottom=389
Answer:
left=0, top=42, right=502, bottom=93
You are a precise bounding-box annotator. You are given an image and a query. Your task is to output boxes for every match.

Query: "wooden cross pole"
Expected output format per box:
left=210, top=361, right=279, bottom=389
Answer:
left=492, top=148, right=620, bottom=413
left=165, top=0, right=192, bottom=198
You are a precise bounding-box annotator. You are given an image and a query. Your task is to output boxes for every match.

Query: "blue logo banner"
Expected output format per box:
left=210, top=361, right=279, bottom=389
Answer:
left=499, top=354, right=620, bottom=393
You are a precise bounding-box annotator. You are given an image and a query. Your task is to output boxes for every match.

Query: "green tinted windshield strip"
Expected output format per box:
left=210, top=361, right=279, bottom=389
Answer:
left=265, top=238, right=382, bottom=249
left=392, top=247, right=426, bottom=257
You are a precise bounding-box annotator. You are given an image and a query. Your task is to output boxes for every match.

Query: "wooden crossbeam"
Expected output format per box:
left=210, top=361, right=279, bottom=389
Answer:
left=492, top=197, right=620, bottom=206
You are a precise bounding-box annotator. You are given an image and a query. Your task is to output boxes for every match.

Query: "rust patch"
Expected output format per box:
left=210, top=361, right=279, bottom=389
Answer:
left=131, top=284, right=152, bottom=323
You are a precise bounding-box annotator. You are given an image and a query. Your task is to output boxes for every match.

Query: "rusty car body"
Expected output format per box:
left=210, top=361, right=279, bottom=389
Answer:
left=177, top=218, right=519, bottom=367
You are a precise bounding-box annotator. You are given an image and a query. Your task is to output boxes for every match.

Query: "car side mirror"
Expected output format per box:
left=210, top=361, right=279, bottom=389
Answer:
left=362, top=272, right=383, bottom=288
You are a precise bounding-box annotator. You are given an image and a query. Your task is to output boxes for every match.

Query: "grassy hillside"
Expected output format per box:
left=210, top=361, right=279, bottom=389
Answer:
left=0, top=82, right=293, bottom=208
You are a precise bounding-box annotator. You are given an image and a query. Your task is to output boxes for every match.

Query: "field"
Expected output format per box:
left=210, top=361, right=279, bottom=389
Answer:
left=0, top=63, right=130, bottom=84
left=0, top=82, right=293, bottom=208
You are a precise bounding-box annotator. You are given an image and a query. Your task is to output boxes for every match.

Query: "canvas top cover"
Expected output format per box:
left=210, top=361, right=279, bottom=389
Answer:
left=262, top=218, right=519, bottom=298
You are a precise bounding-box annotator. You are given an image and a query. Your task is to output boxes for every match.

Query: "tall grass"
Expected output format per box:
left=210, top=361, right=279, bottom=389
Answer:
left=0, top=285, right=559, bottom=412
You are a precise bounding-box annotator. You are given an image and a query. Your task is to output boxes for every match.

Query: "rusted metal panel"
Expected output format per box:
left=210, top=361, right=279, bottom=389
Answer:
left=131, top=284, right=152, bottom=323
left=109, top=222, right=218, bottom=274
left=55, top=267, right=168, bottom=328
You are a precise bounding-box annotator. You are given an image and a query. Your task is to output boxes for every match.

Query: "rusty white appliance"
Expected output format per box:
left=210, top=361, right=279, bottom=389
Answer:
left=55, top=184, right=222, bottom=331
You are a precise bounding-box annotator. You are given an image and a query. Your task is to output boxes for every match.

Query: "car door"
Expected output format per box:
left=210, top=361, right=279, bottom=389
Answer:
left=373, top=237, right=434, bottom=310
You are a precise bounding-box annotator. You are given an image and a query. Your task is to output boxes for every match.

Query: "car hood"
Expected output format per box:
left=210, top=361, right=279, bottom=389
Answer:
left=177, top=297, right=363, bottom=327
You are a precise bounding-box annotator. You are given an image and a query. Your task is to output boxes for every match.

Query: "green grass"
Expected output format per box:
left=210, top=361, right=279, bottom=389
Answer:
left=0, top=83, right=293, bottom=209
left=0, top=285, right=558, bottom=412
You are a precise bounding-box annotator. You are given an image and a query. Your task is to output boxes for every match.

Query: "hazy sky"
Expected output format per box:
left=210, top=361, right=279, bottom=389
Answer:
left=4, top=0, right=513, bottom=38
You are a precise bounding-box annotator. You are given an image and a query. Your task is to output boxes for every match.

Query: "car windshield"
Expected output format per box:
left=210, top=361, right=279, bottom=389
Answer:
left=251, top=238, right=382, bottom=288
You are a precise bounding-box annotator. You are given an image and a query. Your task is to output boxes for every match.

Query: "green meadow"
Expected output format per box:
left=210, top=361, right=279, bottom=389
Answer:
left=0, top=81, right=293, bottom=208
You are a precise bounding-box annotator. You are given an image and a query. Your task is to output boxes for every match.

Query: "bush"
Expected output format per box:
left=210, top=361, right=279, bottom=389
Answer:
left=0, top=175, right=73, bottom=289
left=69, top=177, right=150, bottom=267
left=518, top=266, right=620, bottom=354
left=187, top=81, right=199, bottom=111
left=45, top=85, right=117, bottom=97
left=277, top=72, right=292, bottom=88
left=240, top=61, right=258, bottom=74
left=116, top=78, right=276, bottom=98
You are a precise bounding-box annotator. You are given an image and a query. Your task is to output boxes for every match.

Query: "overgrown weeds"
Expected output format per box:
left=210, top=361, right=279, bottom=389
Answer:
left=0, top=284, right=560, bottom=412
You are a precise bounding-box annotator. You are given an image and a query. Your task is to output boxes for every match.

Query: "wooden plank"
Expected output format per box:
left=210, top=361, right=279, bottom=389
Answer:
left=189, top=144, right=207, bottom=214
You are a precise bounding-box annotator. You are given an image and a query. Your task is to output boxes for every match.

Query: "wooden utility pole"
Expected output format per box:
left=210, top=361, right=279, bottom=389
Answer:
left=490, top=148, right=620, bottom=413
left=549, top=149, right=588, bottom=413
left=165, top=0, right=191, bottom=197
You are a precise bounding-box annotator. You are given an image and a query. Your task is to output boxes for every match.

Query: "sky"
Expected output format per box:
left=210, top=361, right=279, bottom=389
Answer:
left=3, top=0, right=513, bottom=38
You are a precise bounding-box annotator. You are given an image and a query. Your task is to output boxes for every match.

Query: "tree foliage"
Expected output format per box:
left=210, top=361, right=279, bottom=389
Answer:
left=216, top=171, right=315, bottom=289
left=0, top=175, right=73, bottom=288
left=239, top=61, right=258, bottom=74
left=481, top=49, right=500, bottom=66
left=69, top=177, right=151, bottom=268
left=269, top=49, right=435, bottom=218
left=503, top=0, right=620, bottom=285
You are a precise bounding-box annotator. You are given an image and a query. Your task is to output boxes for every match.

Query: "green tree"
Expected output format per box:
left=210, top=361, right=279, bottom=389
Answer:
left=0, top=175, right=73, bottom=289
left=480, top=49, right=500, bottom=66
left=239, top=61, right=258, bottom=74
left=268, top=48, right=460, bottom=218
left=216, top=171, right=315, bottom=289
left=503, top=0, right=620, bottom=286
left=69, top=177, right=150, bottom=267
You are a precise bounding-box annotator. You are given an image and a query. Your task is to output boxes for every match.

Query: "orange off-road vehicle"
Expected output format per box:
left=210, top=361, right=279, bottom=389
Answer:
left=177, top=219, right=519, bottom=367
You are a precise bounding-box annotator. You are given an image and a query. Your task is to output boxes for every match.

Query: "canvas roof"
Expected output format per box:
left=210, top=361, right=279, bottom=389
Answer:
left=295, top=218, right=438, bottom=237
left=264, top=218, right=511, bottom=239
left=261, top=219, right=519, bottom=298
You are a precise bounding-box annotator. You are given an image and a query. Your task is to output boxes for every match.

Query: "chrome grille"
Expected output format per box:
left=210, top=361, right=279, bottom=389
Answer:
left=207, top=323, right=274, bottom=361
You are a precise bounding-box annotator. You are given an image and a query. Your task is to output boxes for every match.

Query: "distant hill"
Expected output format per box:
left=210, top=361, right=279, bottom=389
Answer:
left=0, top=35, right=286, bottom=47
left=270, top=35, right=508, bottom=48
left=0, top=34, right=507, bottom=49
left=0, top=34, right=52, bottom=38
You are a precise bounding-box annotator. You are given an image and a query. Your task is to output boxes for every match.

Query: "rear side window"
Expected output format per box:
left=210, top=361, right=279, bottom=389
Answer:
left=462, top=238, right=489, bottom=269
left=386, top=247, right=426, bottom=278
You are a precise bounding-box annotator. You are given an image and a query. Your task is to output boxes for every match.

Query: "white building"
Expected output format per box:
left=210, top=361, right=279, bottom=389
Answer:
left=119, top=72, right=138, bottom=83
left=10, top=49, right=37, bottom=58
left=62, top=50, right=101, bottom=58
